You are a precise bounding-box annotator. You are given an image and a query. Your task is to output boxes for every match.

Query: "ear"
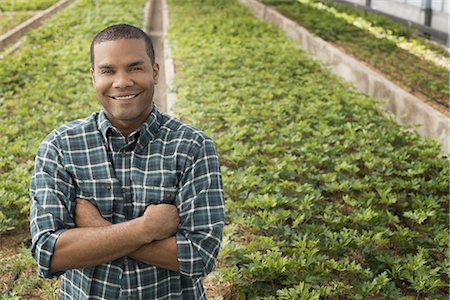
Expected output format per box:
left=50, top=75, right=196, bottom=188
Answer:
left=90, top=67, right=95, bottom=86
left=152, top=63, right=160, bottom=84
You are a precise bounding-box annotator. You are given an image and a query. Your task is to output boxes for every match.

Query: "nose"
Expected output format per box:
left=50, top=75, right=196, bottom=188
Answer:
left=112, top=71, right=133, bottom=88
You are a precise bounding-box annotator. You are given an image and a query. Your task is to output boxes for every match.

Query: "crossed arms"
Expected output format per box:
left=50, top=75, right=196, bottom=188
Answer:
left=50, top=200, right=180, bottom=274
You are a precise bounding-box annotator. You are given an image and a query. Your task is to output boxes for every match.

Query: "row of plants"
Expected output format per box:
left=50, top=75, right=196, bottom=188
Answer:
left=168, top=0, right=449, bottom=299
left=302, top=0, right=449, bottom=68
left=0, top=0, right=147, bottom=294
left=260, top=0, right=449, bottom=109
left=0, top=0, right=60, bottom=36
left=0, top=11, right=34, bottom=35
left=0, top=0, right=60, bottom=12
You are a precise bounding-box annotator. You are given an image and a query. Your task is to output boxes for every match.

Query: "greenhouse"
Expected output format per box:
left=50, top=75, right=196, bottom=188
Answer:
left=0, top=0, right=448, bottom=299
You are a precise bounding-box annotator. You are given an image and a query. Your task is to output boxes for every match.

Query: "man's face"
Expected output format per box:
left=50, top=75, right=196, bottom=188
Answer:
left=91, top=38, right=159, bottom=133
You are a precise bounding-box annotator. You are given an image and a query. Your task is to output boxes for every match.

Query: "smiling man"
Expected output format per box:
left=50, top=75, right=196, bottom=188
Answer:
left=30, top=24, right=225, bottom=299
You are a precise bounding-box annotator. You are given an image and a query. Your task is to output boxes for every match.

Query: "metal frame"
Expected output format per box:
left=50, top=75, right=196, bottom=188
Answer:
left=332, top=0, right=448, bottom=45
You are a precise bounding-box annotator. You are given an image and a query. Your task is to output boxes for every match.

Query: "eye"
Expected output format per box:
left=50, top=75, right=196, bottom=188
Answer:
left=131, top=66, right=143, bottom=71
left=100, top=69, right=113, bottom=75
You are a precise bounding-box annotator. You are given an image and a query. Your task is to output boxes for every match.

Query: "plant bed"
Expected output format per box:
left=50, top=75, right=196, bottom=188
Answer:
left=0, top=0, right=60, bottom=12
left=168, top=0, right=449, bottom=298
left=0, top=0, right=61, bottom=36
left=0, top=12, right=35, bottom=35
left=260, top=0, right=449, bottom=112
left=0, top=0, right=154, bottom=296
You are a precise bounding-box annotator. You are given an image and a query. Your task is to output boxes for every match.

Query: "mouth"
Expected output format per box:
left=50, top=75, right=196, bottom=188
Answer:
left=109, top=93, right=140, bottom=100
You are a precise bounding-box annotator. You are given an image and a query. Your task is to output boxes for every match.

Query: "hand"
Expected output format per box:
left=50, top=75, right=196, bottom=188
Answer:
left=74, top=198, right=111, bottom=228
left=141, top=204, right=180, bottom=243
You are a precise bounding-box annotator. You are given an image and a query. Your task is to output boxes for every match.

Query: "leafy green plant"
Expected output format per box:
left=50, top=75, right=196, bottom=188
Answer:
left=0, top=11, right=35, bottom=35
left=260, top=0, right=449, bottom=108
left=168, top=0, right=449, bottom=298
left=0, top=0, right=146, bottom=230
left=0, top=1, right=147, bottom=296
left=0, top=0, right=59, bottom=12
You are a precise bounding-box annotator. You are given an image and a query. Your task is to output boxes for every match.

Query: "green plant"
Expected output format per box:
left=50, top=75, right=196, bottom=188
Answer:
left=0, top=0, right=59, bottom=12
left=168, top=0, right=449, bottom=298
left=0, top=0, right=146, bottom=231
left=260, top=0, right=449, bottom=108
left=0, top=11, right=35, bottom=35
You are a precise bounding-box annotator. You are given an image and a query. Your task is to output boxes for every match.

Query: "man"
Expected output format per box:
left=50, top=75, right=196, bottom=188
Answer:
left=30, top=24, right=225, bottom=299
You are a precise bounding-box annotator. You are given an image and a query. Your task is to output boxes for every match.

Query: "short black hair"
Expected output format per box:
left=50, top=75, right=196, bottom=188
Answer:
left=90, top=24, right=155, bottom=67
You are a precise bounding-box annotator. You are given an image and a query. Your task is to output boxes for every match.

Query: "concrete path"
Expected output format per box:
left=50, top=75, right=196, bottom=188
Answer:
left=145, top=0, right=168, bottom=112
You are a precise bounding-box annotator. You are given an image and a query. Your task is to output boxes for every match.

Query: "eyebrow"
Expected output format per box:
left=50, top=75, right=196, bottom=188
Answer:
left=96, top=60, right=145, bottom=70
left=127, top=60, right=145, bottom=68
left=97, top=64, right=114, bottom=70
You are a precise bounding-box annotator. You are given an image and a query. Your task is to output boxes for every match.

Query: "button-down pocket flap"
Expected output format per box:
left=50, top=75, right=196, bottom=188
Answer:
left=142, top=186, right=177, bottom=204
left=76, top=179, right=118, bottom=220
left=134, top=186, right=178, bottom=217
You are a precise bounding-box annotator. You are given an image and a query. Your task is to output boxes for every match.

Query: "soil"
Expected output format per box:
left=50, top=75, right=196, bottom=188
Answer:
left=0, top=226, right=38, bottom=297
left=204, top=280, right=236, bottom=299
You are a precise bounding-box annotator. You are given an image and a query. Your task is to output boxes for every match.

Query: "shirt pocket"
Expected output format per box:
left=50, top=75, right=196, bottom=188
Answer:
left=75, top=179, right=120, bottom=222
left=133, top=186, right=178, bottom=218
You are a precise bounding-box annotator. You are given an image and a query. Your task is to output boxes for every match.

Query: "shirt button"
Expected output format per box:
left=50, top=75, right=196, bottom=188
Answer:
left=105, top=183, right=112, bottom=190
left=121, top=187, right=127, bottom=193
left=124, top=257, right=128, bottom=264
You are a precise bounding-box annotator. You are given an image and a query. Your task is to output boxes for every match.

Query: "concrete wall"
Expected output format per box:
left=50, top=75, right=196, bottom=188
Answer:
left=431, top=10, right=449, bottom=32
left=239, top=0, right=450, bottom=153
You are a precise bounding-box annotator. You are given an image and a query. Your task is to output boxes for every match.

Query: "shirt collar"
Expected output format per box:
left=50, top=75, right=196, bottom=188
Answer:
left=97, top=105, right=161, bottom=149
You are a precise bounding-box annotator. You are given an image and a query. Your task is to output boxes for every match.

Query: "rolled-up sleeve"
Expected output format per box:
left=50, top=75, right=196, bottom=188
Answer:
left=175, top=137, right=225, bottom=277
left=30, top=132, right=75, bottom=278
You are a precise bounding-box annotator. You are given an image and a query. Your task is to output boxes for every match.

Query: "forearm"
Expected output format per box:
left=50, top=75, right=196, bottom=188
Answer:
left=50, top=217, right=147, bottom=274
left=69, top=206, right=179, bottom=272
left=128, top=236, right=179, bottom=272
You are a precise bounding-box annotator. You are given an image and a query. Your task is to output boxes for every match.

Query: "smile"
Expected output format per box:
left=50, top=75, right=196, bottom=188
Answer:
left=110, top=93, right=140, bottom=100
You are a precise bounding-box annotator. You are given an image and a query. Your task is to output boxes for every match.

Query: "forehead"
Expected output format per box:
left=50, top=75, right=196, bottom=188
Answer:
left=93, top=39, right=149, bottom=66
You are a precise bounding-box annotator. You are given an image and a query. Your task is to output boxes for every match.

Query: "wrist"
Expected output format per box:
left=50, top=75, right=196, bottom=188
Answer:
left=137, top=215, right=155, bottom=244
left=96, top=218, right=111, bottom=227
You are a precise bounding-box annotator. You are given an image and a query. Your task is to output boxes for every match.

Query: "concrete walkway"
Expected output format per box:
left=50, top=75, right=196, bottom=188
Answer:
left=145, top=0, right=168, bottom=113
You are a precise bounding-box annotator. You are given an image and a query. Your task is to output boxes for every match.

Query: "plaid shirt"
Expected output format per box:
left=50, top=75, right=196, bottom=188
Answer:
left=30, top=105, right=225, bottom=299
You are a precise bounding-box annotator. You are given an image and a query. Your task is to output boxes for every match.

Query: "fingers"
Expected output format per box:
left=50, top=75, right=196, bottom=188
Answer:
left=142, top=203, right=180, bottom=241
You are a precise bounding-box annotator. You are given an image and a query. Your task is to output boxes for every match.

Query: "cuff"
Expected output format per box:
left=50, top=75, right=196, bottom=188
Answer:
left=34, top=229, right=66, bottom=278
left=175, top=231, right=205, bottom=277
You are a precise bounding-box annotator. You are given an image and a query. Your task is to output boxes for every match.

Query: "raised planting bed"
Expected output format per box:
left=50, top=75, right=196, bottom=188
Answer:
left=260, top=0, right=449, bottom=112
left=0, top=11, right=34, bottom=35
left=168, top=0, right=449, bottom=298
left=0, top=0, right=60, bottom=12
left=0, top=0, right=60, bottom=35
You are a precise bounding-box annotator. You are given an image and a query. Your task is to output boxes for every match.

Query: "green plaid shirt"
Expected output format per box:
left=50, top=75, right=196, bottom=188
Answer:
left=30, top=105, right=225, bottom=299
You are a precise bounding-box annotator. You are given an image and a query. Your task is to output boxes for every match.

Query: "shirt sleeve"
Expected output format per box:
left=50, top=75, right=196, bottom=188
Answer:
left=29, top=132, right=76, bottom=278
left=175, top=136, right=225, bottom=277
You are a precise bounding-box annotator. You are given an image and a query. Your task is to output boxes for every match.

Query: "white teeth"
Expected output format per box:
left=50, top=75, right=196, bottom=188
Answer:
left=113, top=94, right=137, bottom=100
